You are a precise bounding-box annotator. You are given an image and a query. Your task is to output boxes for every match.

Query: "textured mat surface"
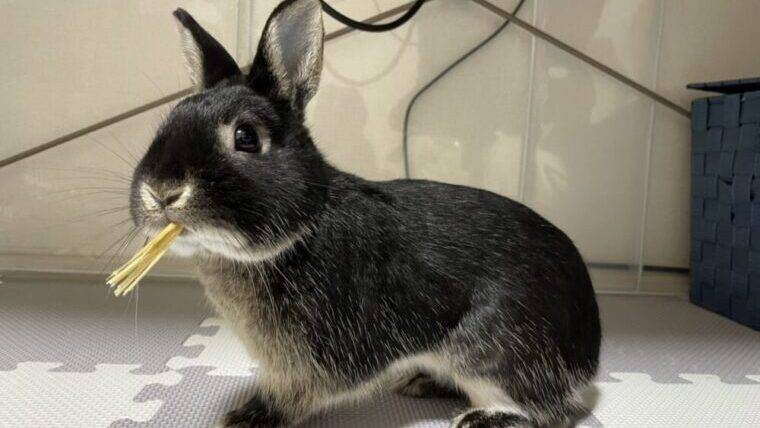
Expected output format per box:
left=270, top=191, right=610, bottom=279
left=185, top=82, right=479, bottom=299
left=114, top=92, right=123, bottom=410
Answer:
left=0, top=279, right=213, bottom=373
left=1, top=278, right=759, bottom=427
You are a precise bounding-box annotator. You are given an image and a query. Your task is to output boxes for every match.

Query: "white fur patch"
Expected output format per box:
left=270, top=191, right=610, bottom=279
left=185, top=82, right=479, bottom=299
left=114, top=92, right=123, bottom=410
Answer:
left=313, top=352, right=530, bottom=425
left=139, top=182, right=160, bottom=211
left=455, top=377, right=527, bottom=417
left=450, top=406, right=528, bottom=428
left=139, top=182, right=193, bottom=211
left=312, top=353, right=451, bottom=414
left=168, top=235, right=199, bottom=258
left=451, top=377, right=529, bottom=423
left=185, top=224, right=308, bottom=263
left=170, top=185, right=193, bottom=208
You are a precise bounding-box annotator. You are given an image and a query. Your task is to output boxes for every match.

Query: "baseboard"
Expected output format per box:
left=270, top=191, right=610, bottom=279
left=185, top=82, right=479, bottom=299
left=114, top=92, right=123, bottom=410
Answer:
left=1, top=253, right=690, bottom=296
left=0, top=253, right=196, bottom=283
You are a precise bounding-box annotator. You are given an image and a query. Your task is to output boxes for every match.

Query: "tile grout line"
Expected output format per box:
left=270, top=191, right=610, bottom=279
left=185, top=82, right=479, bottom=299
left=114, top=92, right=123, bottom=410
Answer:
left=471, top=0, right=691, bottom=119
left=517, top=0, right=537, bottom=203
left=2, top=0, right=692, bottom=171
left=0, top=1, right=426, bottom=170
left=636, top=0, right=667, bottom=292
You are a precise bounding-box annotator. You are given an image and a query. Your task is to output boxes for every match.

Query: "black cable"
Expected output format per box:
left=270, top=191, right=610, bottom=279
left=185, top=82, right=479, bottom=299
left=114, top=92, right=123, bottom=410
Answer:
left=403, top=0, right=527, bottom=178
left=321, top=0, right=427, bottom=33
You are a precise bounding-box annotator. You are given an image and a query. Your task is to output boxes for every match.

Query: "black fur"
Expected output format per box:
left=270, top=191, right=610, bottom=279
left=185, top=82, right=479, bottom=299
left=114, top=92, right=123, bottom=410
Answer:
left=224, top=390, right=284, bottom=428
left=173, top=8, right=242, bottom=88
left=395, top=372, right=463, bottom=399
left=458, top=410, right=529, bottom=428
left=131, top=1, right=601, bottom=426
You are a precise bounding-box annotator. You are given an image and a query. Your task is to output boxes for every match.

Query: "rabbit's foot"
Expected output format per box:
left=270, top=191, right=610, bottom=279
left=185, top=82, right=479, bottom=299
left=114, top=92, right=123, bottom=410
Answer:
left=394, top=372, right=463, bottom=399
left=450, top=408, right=531, bottom=428
left=222, top=392, right=285, bottom=428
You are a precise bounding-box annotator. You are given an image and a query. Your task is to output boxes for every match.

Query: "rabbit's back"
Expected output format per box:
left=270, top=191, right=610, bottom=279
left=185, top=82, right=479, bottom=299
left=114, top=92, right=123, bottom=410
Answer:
left=312, top=176, right=601, bottom=365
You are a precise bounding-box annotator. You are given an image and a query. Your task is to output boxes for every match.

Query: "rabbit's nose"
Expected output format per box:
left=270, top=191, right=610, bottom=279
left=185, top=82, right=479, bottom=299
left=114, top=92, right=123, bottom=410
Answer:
left=139, top=183, right=192, bottom=211
left=163, top=190, right=182, bottom=207
left=160, top=187, right=191, bottom=208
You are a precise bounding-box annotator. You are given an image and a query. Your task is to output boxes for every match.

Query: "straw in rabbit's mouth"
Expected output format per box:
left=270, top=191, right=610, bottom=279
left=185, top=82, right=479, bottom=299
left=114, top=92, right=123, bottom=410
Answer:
left=107, top=222, right=183, bottom=296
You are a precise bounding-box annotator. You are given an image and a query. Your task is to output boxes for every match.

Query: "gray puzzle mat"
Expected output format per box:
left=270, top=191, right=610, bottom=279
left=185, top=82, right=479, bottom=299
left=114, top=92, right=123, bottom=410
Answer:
left=1, top=278, right=759, bottom=427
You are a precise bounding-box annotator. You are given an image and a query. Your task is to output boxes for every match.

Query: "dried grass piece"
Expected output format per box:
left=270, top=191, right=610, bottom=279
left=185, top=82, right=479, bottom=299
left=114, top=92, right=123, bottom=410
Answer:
left=106, top=222, right=183, bottom=296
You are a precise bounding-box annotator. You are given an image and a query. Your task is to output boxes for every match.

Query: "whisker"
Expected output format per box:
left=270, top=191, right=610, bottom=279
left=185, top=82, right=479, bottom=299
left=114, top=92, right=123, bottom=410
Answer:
left=61, top=206, right=131, bottom=223
left=40, top=166, right=131, bottom=179
left=88, top=226, right=140, bottom=269
left=134, top=286, right=140, bottom=340
left=86, top=135, right=137, bottom=169
left=52, top=176, right=133, bottom=187
left=13, top=212, right=133, bottom=236
left=36, top=169, right=133, bottom=188
left=40, top=188, right=129, bottom=202
left=88, top=222, right=146, bottom=281
left=44, top=186, right=128, bottom=194
left=104, top=129, right=142, bottom=166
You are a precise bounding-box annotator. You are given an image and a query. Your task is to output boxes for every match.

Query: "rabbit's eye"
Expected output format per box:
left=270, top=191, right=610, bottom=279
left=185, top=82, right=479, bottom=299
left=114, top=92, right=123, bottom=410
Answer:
left=234, top=125, right=261, bottom=153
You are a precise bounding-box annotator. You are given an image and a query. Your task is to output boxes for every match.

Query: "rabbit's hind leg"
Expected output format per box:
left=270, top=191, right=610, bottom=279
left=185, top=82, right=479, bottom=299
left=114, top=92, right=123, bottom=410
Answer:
left=448, top=372, right=590, bottom=428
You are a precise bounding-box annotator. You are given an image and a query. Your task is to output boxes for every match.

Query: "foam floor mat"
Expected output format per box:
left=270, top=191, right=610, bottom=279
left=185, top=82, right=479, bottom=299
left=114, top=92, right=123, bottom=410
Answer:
left=1, top=278, right=759, bottom=427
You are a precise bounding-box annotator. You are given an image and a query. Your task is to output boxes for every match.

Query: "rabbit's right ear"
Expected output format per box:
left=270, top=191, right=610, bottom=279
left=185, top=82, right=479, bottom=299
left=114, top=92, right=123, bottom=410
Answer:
left=248, top=0, right=324, bottom=111
left=173, top=8, right=241, bottom=89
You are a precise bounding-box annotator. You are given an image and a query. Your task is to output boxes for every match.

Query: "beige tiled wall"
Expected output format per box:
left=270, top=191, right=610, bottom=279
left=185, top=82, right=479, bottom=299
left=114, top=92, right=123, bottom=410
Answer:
left=0, top=104, right=169, bottom=256
left=315, top=0, right=527, bottom=181
left=0, top=0, right=241, bottom=161
left=3, top=0, right=760, bottom=292
left=524, top=0, right=659, bottom=265
left=405, top=0, right=534, bottom=199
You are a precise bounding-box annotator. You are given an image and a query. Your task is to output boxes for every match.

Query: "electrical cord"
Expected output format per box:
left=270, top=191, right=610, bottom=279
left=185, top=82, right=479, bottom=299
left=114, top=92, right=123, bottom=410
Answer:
left=395, top=0, right=687, bottom=275
left=320, top=0, right=427, bottom=32
left=403, top=0, right=527, bottom=178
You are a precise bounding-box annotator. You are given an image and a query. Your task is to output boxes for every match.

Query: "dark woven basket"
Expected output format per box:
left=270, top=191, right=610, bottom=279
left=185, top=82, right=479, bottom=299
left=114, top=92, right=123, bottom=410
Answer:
left=689, top=77, right=760, bottom=330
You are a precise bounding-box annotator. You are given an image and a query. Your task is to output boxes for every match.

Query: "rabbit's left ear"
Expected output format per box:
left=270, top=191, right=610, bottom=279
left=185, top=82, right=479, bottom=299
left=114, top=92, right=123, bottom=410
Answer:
left=249, top=0, right=324, bottom=111
left=173, top=8, right=241, bottom=89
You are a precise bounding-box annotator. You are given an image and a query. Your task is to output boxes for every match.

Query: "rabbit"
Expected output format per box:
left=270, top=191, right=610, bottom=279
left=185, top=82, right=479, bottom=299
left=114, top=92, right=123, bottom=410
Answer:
left=129, top=0, right=601, bottom=426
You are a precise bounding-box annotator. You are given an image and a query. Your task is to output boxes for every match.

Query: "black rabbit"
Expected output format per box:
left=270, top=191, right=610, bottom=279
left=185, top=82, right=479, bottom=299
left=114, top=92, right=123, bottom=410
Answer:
left=129, top=1, right=601, bottom=426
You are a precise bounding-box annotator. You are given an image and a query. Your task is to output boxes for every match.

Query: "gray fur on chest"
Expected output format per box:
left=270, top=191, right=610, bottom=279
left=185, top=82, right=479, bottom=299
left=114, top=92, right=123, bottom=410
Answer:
left=196, top=258, right=297, bottom=371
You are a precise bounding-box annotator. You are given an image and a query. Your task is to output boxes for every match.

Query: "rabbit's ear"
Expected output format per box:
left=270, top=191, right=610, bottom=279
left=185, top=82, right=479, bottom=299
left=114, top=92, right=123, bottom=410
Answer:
left=173, top=8, right=241, bottom=89
left=249, top=0, right=324, bottom=111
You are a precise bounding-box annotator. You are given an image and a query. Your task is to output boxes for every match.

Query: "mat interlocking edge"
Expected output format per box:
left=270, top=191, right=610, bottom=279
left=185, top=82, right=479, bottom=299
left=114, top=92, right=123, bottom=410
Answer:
left=1, top=278, right=759, bottom=427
